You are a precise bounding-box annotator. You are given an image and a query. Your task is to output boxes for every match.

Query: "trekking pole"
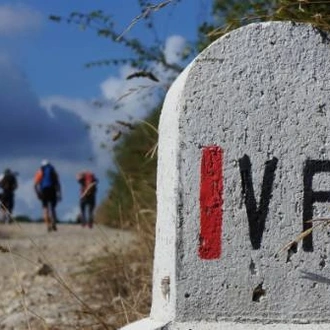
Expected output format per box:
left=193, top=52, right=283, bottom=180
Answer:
left=80, top=182, right=97, bottom=200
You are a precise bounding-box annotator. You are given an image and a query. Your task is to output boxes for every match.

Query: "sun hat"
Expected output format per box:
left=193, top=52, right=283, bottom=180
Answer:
left=41, top=159, right=49, bottom=166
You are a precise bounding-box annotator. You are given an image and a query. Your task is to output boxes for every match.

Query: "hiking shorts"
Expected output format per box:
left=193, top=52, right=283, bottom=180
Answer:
left=40, top=187, right=57, bottom=208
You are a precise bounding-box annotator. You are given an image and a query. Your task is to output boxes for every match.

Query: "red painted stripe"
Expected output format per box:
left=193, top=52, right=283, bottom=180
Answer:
left=199, top=146, right=223, bottom=260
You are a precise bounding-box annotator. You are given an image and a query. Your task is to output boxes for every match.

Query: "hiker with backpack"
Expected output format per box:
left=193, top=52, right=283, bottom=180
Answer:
left=76, top=170, right=98, bottom=228
left=34, top=160, right=61, bottom=232
left=0, top=168, right=18, bottom=223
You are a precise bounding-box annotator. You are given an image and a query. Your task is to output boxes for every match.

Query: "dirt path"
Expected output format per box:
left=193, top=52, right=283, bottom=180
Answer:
left=0, top=222, right=135, bottom=330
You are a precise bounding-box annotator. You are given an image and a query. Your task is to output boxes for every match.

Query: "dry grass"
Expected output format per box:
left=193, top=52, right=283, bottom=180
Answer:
left=79, top=233, right=154, bottom=329
left=69, top=115, right=159, bottom=329
left=0, top=114, right=159, bottom=329
left=58, top=209, right=155, bottom=330
left=0, top=204, right=131, bottom=330
left=77, top=2, right=330, bottom=327
left=277, top=218, right=330, bottom=257
left=13, top=2, right=330, bottom=327
left=0, top=224, right=152, bottom=330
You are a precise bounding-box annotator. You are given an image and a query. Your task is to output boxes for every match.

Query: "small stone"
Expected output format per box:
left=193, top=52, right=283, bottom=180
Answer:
left=37, top=263, right=53, bottom=276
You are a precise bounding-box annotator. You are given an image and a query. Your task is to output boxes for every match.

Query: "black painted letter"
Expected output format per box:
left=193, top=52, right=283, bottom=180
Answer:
left=303, top=160, right=330, bottom=252
left=239, top=155, right=278, bottom=249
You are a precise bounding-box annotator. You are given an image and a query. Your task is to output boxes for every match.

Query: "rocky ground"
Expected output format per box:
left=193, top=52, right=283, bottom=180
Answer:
left=0, top=222, right=135, bottom=330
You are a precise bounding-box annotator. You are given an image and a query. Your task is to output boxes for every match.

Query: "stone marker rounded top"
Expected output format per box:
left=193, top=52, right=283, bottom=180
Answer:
left=152, top=22, right=330, bottom=324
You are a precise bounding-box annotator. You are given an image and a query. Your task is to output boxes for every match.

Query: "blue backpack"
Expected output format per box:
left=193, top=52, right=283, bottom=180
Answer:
left=40, top=164, right=57, bottom=189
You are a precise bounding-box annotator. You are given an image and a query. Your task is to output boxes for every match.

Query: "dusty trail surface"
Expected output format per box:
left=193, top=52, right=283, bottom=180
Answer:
left=0, top=222, right=135, bottom=329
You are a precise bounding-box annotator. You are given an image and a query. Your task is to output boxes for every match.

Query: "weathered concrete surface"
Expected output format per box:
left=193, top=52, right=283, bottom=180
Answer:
left=122, top=319, right=330, bottom=330
left=120, top=319, right=168, bottom=330
left=122, top=21, right=330, bottom=329
left=167, top=321, right=330, bottom=329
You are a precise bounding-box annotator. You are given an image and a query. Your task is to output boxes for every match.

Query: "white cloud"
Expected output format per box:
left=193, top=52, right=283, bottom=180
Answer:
left=15, top=177, right=36, bottom=211
left=164, top=35, right=187, bottom=64
left=42, top=64, right=162, bottom=172
left=0, top=34, right=188, bottom=220
left=0, top=54, right=95, bottom=219
left=100, top=65, right=160, bottom=110
left=41, top=34, right=189, bottom=175
left=41, top=96, right=113, bottom=170
left=0, top=55, right=93, bottom=160
left=62, top=205, right=80, bottom=222
left=0, top=4, right=42, bottom=37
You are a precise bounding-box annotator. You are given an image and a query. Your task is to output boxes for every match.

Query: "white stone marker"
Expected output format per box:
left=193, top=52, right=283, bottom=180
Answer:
left=121, top=22, right=330, bottom=330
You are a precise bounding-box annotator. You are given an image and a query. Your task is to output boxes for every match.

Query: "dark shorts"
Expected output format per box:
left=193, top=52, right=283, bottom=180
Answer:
left=41, top=187, right=57, bottom=208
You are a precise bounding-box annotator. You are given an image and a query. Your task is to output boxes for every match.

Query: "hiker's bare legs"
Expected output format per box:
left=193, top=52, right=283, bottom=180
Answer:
left=43, top=203, right=57, bottom=232
left=50, top=205, right=57, bottom=231
left=43, top=207, right=51, bottom=231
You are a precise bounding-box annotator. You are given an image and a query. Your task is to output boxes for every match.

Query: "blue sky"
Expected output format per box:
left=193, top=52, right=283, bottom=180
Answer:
left=0, top=0, right=211, bottom=221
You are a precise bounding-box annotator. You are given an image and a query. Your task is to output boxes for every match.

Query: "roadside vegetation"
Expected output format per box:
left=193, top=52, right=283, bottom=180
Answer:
left=84, top=108, right=160, bottom=329
left=44, top=1, right=330, bottom=329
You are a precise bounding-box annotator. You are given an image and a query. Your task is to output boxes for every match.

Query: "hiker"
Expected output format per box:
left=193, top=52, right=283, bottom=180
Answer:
left=0, top=168, right=18, bottom=223
left=34, top=160, right=61, bottom=232
left=76, top=170, right=98, bottom=228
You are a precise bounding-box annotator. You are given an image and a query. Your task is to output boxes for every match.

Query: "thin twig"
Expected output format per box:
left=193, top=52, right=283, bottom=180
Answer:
left=117, top=0, right=174, bottom=40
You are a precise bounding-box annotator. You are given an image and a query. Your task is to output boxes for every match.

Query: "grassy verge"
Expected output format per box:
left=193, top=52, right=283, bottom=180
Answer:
left=76, top=240, right=153, bottom=329
left=86, top=108, right=160, bottom=328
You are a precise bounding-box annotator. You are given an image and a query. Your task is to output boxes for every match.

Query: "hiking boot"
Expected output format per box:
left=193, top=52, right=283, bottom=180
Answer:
left=47, top=226, right=52, bottom=232
left=88, top=222, right=93, bottom=229
left=52, top=223, right=57, bottom=231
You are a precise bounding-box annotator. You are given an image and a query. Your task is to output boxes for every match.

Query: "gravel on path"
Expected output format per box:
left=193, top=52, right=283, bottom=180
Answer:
left=0, top=222, right=135, bottom=330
